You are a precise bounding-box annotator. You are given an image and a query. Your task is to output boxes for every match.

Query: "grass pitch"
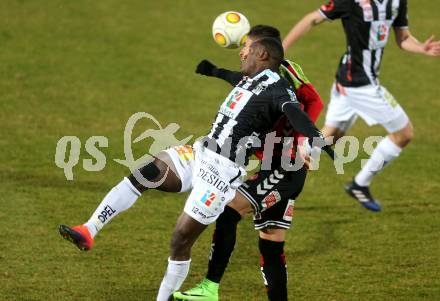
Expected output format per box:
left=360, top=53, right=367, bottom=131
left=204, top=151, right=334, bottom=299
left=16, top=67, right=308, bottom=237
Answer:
left=1, top=0, right=439, bottom=300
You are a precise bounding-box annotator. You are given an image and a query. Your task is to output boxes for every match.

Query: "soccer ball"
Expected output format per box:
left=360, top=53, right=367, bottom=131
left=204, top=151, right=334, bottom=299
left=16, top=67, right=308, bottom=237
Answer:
left=212, top=11, right=250, bottom=49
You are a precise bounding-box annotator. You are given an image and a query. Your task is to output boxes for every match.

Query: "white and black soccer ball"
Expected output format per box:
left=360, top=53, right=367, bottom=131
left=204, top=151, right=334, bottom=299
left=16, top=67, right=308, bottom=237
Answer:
left=212, top=11, right=250, bottom=49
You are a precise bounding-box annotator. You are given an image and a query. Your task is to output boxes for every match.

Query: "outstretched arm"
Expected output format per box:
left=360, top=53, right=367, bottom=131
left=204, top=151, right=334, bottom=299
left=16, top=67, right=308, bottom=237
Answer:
left=282, top=11, right=326, bottom=51
left=283, top=11, right=325, bottom=51
left=394, top=28, right=440, bottom=57
left=195, top=60, right=243, bottom=86
left=283, top=0, right=351, bottom=51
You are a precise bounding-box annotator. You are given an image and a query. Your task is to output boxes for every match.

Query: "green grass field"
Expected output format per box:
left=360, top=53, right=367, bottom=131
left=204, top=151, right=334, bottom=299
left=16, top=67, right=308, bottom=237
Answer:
left=1, top=0, right=440, bottom=300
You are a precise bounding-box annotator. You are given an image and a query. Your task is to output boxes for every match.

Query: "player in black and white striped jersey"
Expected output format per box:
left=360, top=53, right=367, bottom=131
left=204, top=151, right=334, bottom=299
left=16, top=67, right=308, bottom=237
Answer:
left=203, top=56, right=321, bottom=166
left=145, top=36, right=329, bottom=301
left=59, top=32, right=330, bottom=301
left=283, top=0, right=440, bottom=211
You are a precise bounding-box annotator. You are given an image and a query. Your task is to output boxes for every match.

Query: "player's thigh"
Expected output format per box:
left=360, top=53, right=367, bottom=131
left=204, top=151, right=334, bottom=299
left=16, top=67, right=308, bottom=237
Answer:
left=160, top=145, right=195, bottom=192
left=324, top=83, right=358, bottom=133
left=349, top=85, right=410, bottom=133
left=321, top=124, right=348, bottom=142
left=228, top=190, right=254, bottom=217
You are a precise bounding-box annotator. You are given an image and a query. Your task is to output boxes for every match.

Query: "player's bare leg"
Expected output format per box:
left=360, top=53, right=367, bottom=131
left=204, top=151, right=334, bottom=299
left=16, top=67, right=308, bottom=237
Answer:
left=388, top=121, right=414, bottom=148
left=129, top=151, right=184, bottom=193
left=170, top=213, right=209, bottom=260
left=171, top=193, right=250, bottom=301
left=172, top=216, right=290, bottom=301
left=321, top=124, right=346, bottom=144
left=59, top=151, right=182, bottom=251
left=227, top=191, right=254, bottom=215
left=157, top=213, right=208, bottom=301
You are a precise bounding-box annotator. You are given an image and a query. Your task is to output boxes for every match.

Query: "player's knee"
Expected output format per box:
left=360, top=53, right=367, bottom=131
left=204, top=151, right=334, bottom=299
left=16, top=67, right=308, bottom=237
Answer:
left=390, top=122, right=414, bottom=147
left=402, top=122, right=414, bottom=144
left=127, top=160, right=162, bottom=193
left=259, top=228, right=286, bottom=242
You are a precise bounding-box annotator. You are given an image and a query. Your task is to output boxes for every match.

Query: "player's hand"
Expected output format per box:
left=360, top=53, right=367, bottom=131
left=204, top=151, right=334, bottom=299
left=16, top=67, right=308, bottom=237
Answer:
left=196, top=60, right=217, bottom=76
left=422, top=35, right=440, bottom=57
left=297, top=137, right=312, bottom=170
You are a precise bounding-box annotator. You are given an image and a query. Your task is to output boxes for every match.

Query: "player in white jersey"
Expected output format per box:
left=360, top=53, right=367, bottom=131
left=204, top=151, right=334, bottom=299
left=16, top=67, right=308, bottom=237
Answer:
left=283, top=0, right=440, bottom=211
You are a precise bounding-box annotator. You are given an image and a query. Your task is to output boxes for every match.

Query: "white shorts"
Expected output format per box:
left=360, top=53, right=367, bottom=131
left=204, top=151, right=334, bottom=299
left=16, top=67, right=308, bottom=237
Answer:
left=164, top=142, right=245, bottom=225
left=325, top=83, right=409, bottom=133
left=163, top=145, right=196, bottom=193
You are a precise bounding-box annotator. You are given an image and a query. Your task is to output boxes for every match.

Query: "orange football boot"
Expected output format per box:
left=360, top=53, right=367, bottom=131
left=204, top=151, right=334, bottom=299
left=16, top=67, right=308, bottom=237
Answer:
left=59, top=224, right=94, bottom=251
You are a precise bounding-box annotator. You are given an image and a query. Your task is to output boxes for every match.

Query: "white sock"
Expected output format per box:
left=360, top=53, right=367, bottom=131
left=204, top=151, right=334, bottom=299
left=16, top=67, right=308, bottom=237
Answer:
left=84, top=177, right=141, bottom=238
left=156, top=258, right=191, bottom=301
left=355, top=137, right=402, bottom=186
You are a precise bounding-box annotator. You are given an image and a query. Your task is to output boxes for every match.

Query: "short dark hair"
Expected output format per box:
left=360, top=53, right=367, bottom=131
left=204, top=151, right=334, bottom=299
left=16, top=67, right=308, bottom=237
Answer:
left=248, top=25, right=281, bottom=43
left=252, top=37, right=284, bottom=68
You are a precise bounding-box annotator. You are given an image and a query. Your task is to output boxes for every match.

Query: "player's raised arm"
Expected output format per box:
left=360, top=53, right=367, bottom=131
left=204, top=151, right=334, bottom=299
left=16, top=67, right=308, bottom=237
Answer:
left=195, top=59, right=243, bottom=86
left=282, top=0, right=351, bottom=51
left=282, top=11, right=326, bottom=51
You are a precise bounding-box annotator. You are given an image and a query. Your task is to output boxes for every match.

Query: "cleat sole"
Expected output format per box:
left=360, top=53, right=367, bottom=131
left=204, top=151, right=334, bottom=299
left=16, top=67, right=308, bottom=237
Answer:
left=58, top=224, right=90, bottom=251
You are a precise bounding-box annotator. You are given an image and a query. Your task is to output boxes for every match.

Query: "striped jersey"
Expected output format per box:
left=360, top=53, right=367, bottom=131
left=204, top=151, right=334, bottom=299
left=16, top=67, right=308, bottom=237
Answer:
left=206, top=69, right=299, bottom=164
left=319, top=0, right=408, bottom=87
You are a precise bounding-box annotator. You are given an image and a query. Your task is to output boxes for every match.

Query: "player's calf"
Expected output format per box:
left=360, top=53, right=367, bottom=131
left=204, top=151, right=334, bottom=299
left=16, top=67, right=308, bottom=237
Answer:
left=259, top=237, right=288, bottom=301
left=170, top=213, right=208, bottom=260
left=158, top=214, right=207, bottom=301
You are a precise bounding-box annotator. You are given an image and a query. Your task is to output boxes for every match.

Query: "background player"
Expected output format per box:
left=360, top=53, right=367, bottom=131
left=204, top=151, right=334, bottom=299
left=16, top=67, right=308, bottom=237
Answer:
left=172, top=26, right=324, bottom=301
left=283, top=0, right=440, bottom=211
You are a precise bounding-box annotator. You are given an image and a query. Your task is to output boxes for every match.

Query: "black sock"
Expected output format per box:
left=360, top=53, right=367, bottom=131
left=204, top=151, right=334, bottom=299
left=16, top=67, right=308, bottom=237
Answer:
left=206, top=206, right=241, bottom=283
left=259, top=238, right=288, bottom=301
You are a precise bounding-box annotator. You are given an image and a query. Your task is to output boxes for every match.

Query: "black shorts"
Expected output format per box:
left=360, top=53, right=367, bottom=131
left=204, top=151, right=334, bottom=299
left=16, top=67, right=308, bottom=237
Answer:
left=237, top=166, right=307, bottom=230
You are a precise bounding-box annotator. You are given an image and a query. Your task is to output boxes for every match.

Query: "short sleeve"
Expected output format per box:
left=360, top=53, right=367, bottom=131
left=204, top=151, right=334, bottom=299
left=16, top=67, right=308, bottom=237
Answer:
left=319, top=0, right=350, bottom=21
left=392, top=0, right=408, bottom=28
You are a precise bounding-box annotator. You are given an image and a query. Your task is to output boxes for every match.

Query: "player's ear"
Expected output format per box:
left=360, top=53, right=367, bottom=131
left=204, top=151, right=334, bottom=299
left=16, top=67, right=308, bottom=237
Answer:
left=260, top=49, right=270, bottom=61
left=253, top=44, right=267, bottom=60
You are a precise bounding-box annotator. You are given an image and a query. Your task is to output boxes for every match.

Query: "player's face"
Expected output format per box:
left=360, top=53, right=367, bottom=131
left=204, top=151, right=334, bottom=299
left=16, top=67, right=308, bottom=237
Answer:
left=240, top=42, right=258, bottom=75
left=239, top=36, right=254, bottom=63
left=239, top=36, right=257, bottom=75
